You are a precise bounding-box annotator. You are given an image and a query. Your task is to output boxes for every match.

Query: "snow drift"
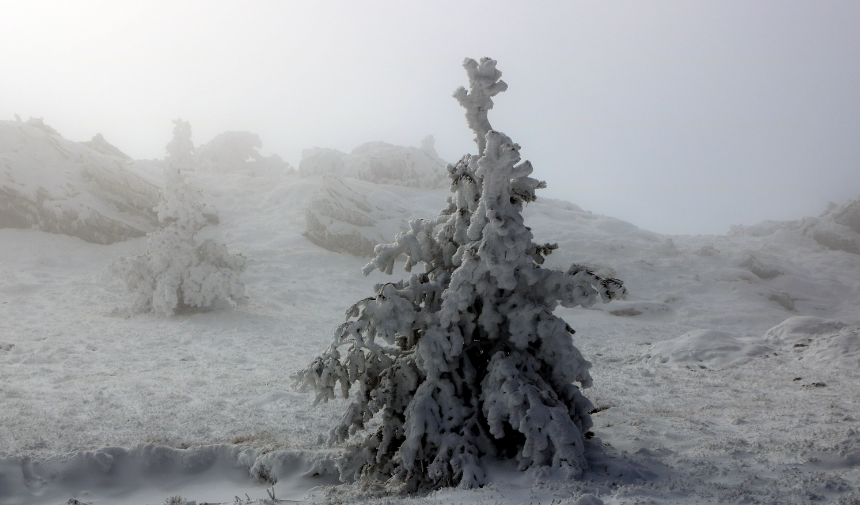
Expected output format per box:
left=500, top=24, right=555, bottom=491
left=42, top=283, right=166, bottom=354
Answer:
left=0, top=444, right=338, bottom=505
left=765, top=316, right=860, bottom=372
left=0, top=119, right=160, bottom=244
left=644, top=329, right=771, bottom=368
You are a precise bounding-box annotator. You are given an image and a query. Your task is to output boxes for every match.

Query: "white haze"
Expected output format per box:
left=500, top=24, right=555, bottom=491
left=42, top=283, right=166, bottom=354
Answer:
left=2, top=0, right=859, bottom=235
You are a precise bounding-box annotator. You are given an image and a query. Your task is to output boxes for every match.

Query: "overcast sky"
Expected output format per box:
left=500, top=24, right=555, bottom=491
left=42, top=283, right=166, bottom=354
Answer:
left=2, top=1, right=858, bottom=235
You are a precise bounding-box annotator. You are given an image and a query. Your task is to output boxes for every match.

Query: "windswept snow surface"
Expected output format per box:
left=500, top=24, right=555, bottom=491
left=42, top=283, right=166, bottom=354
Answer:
left=1, top=170, right=860, bottom=504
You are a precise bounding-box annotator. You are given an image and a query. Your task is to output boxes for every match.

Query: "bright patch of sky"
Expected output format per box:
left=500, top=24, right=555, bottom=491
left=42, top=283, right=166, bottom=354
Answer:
left=2, top=0, right=858, bottom=234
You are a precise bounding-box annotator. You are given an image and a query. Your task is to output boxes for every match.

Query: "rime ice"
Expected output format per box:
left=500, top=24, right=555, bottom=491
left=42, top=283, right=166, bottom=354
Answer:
left=296, top=58, right=625, bottom=491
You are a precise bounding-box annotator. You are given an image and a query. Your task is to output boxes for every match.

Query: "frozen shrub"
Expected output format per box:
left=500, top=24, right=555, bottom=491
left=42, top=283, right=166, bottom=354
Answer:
left=108, top=167, right=247, bottom=316
left=164, top=119, right=195, bottom=169
left=296, top=58, right=625, bottom=491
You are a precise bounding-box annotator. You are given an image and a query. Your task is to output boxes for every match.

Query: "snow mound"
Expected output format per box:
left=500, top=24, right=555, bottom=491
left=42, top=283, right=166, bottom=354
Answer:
left=303, top=175, right=411, bottom=256
left=0, top=120, right=160, bottom=244
left=299, top=136, right=448, bottom=188
left=765, top=316, right=860, bottom=371
left=645, top=329, right=772, bottom=367
left=764, top=316, right=849, bottom=343
left=195, top=131, right=293, bottom=175
left=809, top=198, right=860, bottom=254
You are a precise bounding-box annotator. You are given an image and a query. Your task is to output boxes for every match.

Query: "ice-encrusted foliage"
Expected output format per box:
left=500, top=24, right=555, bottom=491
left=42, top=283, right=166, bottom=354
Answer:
left=453, top=58, right=508, bottom=156
left=165, top=119, right=195, bottom=169
left=108, top=167, right=247, bottom=316
left=296, top=57, right=625, bottom=492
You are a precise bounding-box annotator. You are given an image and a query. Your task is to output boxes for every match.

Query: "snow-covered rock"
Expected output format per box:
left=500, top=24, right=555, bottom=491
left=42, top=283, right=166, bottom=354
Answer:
left=0, top=119, right=160, bottom=244
left=730, top=196, right=860, bottom=254
left=298, top=147, right=347, bottom=177
left=299, top=137, right=448, bottom=188
left=195, top=131, right=293, bottom=175
left=809, top=197, right=860, bottom=254
left=79, top=133, right=133, bottom=160
left=303, top=175, right=411, bottom=256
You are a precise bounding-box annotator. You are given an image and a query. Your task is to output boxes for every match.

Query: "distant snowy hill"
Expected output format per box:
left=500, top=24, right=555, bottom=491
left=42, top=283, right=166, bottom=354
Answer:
left=0, top=118, right=160, bottom=244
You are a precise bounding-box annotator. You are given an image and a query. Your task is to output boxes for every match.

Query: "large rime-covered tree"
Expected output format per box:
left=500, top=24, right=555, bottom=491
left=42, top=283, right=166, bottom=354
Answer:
left=296, top=57, right=625, bottom=492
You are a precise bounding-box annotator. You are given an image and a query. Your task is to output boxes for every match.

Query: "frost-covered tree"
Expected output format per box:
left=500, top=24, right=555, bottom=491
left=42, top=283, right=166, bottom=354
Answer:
left=108, top=166, right=247, bottom=316
left=295, top=58, right=626, bottom=491
left=165, top=119, right=195, bottom=168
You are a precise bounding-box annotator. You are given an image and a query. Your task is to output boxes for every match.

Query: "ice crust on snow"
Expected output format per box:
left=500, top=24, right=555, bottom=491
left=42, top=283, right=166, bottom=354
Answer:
left=0, top=119, right=161, bottom=244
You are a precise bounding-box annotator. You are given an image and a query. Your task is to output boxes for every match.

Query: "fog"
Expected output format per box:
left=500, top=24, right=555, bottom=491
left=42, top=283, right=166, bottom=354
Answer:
left=2, top=0, right=858, bottom=235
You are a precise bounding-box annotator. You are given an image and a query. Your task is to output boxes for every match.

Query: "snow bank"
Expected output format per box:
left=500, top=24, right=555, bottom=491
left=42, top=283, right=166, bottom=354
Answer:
left=0, top=119, right=160, bottom=244
left=299, top=136, right=448, bottom=188
left=644, top=329, right=771, bottom=367
left=303, top=175, right=411, bottom=256
left=0, top=444, right=338, bottom=505
left=765, top=316, right=860, bottom=371
left=654, top=317, right=860, bottom=372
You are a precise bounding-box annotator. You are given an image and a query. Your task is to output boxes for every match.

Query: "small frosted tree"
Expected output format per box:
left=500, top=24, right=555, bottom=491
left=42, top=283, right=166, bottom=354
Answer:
left=108, top=167, right=247, bottom=316
left=295, top=57, right=625, bottom=491
left=165, top=119, right=195, bottom=168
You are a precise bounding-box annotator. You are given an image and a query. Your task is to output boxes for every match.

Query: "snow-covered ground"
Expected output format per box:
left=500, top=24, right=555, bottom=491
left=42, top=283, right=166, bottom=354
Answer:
left=2, top=166, right=860, bottom=504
